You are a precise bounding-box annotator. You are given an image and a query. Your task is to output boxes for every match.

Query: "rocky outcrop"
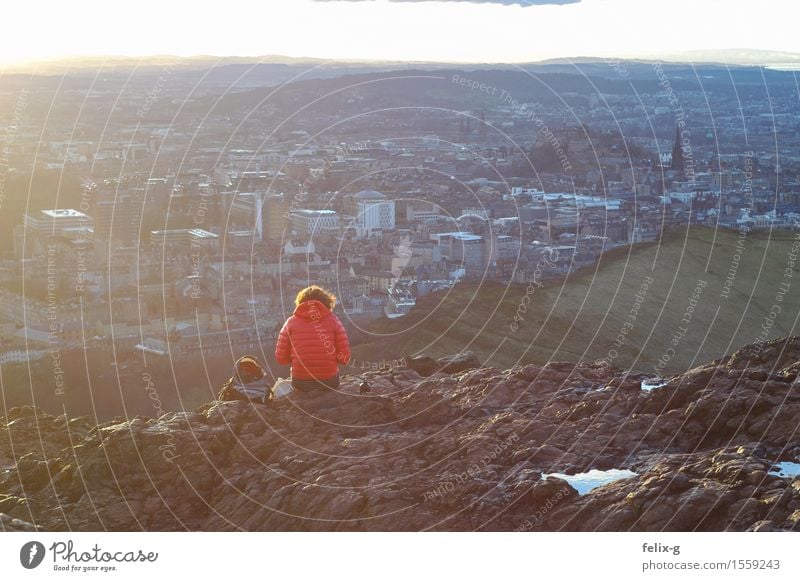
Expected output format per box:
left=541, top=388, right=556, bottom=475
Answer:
left=1, top=337, right=799, bottom=531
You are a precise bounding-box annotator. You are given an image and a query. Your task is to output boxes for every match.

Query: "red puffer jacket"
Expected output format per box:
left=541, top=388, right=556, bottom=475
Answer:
left=274, top=300, right=351, bottom=380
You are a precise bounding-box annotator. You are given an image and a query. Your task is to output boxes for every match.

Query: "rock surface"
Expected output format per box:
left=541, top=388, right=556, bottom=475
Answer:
left=0, top=512, right=36, bottom=532
left=1, top=337, right=800, bottom=531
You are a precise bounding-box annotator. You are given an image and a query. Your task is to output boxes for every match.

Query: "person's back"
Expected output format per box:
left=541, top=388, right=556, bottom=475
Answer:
left=275, top=286, right=351, bottom=392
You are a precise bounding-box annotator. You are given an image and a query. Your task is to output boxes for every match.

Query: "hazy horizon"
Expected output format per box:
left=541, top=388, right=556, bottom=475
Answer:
left=4, top=48, right=800, bottom=76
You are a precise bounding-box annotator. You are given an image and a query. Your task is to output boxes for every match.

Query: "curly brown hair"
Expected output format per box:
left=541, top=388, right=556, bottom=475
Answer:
left=295, top=285, right=337, bottom=310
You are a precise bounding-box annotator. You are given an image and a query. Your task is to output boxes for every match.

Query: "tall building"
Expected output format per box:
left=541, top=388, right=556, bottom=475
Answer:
left=259, top=193, right=289, bottom=241
left=344, top=189, right=395, bottom=238
left=91, top=184, right=146, bottom=243
left=671, top=125, right=684, bottom=174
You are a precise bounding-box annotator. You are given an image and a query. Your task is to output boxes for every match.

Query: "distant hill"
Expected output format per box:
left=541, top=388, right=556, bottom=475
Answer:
left=10, top=48, right=800, bottom=74
left=356, top=228, right=800, bottom=375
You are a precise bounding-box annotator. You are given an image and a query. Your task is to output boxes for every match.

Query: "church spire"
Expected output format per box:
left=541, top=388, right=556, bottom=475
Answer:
left=671, top=125, right=684, bottom=173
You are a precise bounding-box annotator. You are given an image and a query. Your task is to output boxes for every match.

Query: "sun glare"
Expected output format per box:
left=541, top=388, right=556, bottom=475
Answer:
left=0, top=0, right=798, bottom=67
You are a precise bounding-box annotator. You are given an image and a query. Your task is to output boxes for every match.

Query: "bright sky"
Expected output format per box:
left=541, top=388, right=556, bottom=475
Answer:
left=2, top=0, right=797, bottom=65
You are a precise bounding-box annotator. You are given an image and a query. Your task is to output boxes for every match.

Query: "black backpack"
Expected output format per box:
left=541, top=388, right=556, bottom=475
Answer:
left=217, top=355, right=272, bottom=404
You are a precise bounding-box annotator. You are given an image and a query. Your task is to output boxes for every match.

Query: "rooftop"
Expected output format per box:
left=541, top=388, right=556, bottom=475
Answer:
left=41, top=209, right=88, bottom=219
left=188, top=229, right=219, bottom=239
left=350, top=189, right=386, bottom=200
left=436, top=232, right=484, bottom=241
left=293, top=209, right=337, bottom=216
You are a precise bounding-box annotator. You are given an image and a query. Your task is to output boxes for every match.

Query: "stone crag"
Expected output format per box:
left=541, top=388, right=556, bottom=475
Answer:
left=1, top=340, right=800, bottom=532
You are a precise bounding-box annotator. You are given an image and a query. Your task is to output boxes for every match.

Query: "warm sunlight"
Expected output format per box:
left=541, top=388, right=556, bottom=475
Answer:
left=1, top=0, right=799, bottom=574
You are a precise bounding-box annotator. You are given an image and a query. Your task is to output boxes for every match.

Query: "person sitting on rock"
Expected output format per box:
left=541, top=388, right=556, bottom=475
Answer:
left=275, top=285, right=351, bottom=393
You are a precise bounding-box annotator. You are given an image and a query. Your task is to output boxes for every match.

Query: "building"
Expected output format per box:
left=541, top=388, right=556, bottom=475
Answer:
left=670, top=125, right=684, bottom=174
left=230, top=192, right=259, bottom=224
left=150, top=229, right=187, bottom=249
left=491, top=234, right=521, bottom=262
left=188, top=228, right=220, bottom=252
left=150, top=228, right=220, bottom=253
left=396, top=199, right=441, bottom=225
left=227, top=230, right=255, bottom=252
left=0, top=349, right=48, bottom=365
left=23, top=209, right=92, bottom=235
left=409, top=240, right=442, bottom=267
left=435, top=232, right=486, bottom=276
left=667, top=191, right=698, bottom=204
left=344, top=190, right=395, bottom=238
left=359, top=269, right=398, bottom=292
left=283, top=239, right=316, bottom=256
left=90, top=184, right=146, bottom=243
left=18, top=209, right=93, bottom=258
left=386, top=280, right=416, bottom=317
left=259, top=193, right=289, bottom=241
left=290, top=209, right=340, bottom=239
left=511, top=187, right=544, bottom=199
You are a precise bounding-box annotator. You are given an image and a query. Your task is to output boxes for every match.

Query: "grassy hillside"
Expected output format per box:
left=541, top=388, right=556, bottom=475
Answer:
left=355, top=227, right=800, bottom=374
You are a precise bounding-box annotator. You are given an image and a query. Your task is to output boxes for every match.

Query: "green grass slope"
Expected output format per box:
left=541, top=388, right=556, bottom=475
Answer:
left=355, top=227, right=800, bottom=374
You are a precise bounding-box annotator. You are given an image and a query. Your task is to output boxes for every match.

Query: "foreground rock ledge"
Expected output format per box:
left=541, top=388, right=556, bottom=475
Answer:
left=1, top=342, right=800, bottom=531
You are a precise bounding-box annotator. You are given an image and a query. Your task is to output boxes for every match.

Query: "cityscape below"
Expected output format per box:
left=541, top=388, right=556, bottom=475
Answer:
left=1, top=58, right=798, bottom=419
